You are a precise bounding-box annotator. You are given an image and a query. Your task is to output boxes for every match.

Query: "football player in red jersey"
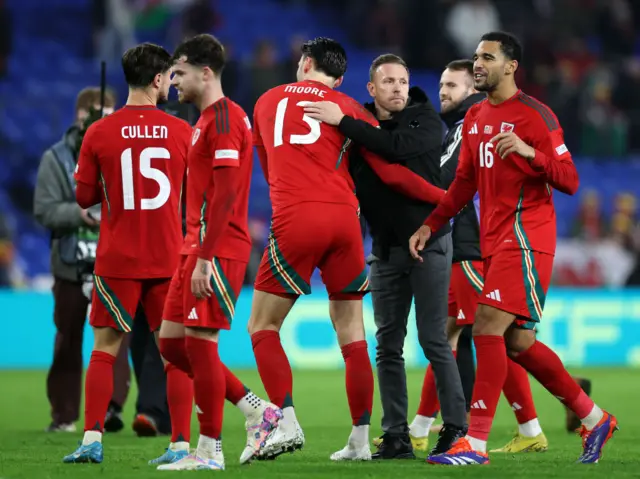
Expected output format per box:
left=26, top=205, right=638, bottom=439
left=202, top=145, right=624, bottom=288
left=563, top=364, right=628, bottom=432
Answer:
left=409, top=59, right=549, bottom=455
left=249, top=37, right=446, bottom=462
left=410, top=31, right=617, bottom=466
left=63, top=43, right=192, bottom=464
left=155, top=34, right=281, bottom=471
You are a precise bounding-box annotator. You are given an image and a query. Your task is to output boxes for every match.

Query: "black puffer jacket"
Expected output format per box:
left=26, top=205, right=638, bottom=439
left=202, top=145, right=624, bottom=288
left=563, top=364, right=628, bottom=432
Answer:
left=341, top=86, right=450, bottom=260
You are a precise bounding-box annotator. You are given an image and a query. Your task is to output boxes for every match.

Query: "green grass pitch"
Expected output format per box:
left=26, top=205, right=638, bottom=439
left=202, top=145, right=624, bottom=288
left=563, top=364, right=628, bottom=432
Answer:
left=0, top=368, right=636, bottom=478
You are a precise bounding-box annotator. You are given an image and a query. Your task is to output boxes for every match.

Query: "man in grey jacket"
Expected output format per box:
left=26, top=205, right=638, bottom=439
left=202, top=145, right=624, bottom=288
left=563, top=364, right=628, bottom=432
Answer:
left=33, top=87, right=133, bottom=433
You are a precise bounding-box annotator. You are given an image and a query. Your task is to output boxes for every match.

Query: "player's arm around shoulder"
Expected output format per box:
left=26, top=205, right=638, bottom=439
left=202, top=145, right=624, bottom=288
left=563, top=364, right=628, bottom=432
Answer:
left=345, top=91, right=442, bottom=164
left=303, top=93, right=404, bottom=161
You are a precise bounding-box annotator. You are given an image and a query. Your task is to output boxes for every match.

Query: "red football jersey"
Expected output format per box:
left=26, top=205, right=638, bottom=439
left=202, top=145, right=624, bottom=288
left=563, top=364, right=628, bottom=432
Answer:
left=181, top=97, right=253, bottom=261
left=425, top=90, right=579, bottom=257
left=253, top=80, right=379, bottom=213
left=75, top=105, right=191, bottom=278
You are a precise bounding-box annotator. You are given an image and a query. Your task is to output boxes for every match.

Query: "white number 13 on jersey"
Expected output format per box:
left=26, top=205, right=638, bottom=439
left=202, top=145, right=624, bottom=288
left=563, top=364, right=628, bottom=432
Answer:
left=273, top=98, right=321, bottom=146
left=121, top=147, right=171, bottom=210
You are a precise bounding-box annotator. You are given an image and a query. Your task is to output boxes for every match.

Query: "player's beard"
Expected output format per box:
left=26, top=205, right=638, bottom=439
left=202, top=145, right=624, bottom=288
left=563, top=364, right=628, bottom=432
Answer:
left=475, top=72, right=499, bottom=92
left=176, top=87, right=197, bottom=104
left=440, top=97, right=460, bottom=114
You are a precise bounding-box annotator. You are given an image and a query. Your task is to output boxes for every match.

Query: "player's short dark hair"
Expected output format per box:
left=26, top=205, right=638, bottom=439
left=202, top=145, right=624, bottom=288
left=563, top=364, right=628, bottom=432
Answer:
left=172, top=34, right=226, bottom=76
left=445, top=59, right=474, bottom=77
left=369, top=53, right=408, bottom=81
left=301, top=37, right=347, bottom=80
left=121, top=43, right=172, bottom=88
left=480, top=31, right=523, bottom=63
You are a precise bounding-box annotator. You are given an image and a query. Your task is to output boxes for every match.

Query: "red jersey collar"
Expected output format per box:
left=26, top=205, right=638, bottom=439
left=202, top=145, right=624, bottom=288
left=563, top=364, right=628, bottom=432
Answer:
left=124, top=104, right=157, bottom=110
left=201, top=97, right=227, bottom=115
left=486, top=89, right=522, bottom=108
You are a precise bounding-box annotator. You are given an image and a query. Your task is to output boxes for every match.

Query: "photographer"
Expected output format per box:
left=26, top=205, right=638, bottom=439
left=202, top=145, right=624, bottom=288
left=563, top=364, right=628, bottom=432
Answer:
left=305, top=54, right=466, bottom=458
left=33, top=87, right=131, bottom=432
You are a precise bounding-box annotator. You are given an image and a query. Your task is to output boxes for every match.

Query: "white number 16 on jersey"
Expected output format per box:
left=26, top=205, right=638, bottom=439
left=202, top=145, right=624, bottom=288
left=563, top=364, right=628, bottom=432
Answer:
left=479, top=141, right=494, bottom=168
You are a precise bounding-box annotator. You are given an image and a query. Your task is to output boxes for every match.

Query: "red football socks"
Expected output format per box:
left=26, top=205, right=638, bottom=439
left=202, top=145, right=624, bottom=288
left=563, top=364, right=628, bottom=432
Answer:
left=251, top=330, right=293, bottom=408
left=165, top=363, right=193, bottom=443
left=84, top=350, right=116, bottom=432
left=159, top=337, right=193, bottom=376
left=185, top=337, right=225, bottom=439
left=222, top=363, right=248, bottom=404
left=467, top=335, right=508, bottom=441
left=417, top=364, right=439, bottom=417
left=502, top=358, right=538, bottom=424
left=160, top=337, right=248, bottom=406
left=341, top=340, right=374, bottom=426
left=513, top=340, right=594, bottom=419
left=417, top=350, right=457, bottom=418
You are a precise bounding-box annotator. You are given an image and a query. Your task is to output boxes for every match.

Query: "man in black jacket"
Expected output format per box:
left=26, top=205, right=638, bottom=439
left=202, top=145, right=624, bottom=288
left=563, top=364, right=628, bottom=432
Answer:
left=305, top=54, right=467, bottom=459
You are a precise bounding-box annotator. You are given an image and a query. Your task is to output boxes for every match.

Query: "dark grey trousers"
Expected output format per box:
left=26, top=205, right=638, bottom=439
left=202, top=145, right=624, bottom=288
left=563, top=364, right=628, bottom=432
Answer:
left=130, top=307, right=170, bottom=433
left=369, top=235, right=467, bottom=434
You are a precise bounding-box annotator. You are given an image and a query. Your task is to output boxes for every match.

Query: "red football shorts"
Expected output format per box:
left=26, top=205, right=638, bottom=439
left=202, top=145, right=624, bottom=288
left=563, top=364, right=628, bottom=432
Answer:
left=90, top=275, right=171, bottom=332
left=254, top=203, right=368, bottom=297
left=163, top=254, right=246, bottom=330
left=447, top=281, right=456, bottom=318
left=478, top=249, right=554, bottom=329
left=448, top=260, right=484, bottom=326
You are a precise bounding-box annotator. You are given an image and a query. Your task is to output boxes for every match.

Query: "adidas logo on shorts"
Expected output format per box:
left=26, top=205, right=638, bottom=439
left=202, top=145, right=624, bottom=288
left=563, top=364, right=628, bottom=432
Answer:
left=188, top=308, right=198, bottom=320
left=471, top=400, right=487, bottom=409
left=486, top=289, right=502, bottom=302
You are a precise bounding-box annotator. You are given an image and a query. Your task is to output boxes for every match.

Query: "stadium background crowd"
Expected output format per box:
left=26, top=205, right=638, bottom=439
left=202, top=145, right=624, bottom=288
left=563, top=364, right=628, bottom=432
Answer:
left=0, top=0, right=638, bottom=290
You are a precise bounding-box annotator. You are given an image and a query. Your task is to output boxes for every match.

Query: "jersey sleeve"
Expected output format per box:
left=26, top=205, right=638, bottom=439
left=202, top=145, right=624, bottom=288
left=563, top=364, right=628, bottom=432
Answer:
left=361, top=148, right=445, bottom=203
left=74, top=125, right=101, bottom=208
left=424, top=114, right=477, bottom=232
left=527, top=111, right=579, bottom=195
left=206, top=103, right=244, bottom=169
left=74, top=125, right=99, bottom=186
left=199, top=103, right=249, bottom=259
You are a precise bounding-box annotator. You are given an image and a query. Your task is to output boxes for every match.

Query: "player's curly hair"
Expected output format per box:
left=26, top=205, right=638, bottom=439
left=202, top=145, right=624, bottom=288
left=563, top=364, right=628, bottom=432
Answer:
left=172, top=34, right=226, bottom=76
left=301, top=37, right=347, bottom=80
left=480, top=31, right=523, bottom=64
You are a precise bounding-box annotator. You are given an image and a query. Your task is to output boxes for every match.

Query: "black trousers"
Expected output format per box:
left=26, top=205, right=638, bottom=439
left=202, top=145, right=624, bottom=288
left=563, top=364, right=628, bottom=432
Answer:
left=456, top=324, right=476, bottom=412
left=47, top=277, right=130, bottom=425
left=130, top=307, right=170, bottom=433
